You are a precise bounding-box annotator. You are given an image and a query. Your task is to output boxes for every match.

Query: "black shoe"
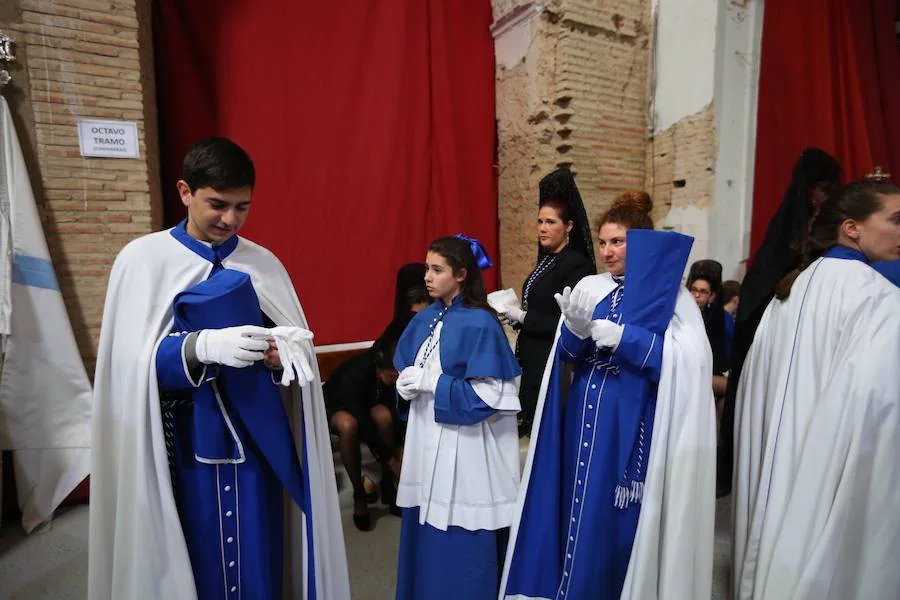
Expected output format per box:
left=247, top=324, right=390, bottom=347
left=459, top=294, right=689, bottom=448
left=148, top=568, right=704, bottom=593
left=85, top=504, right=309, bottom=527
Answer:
left=380, top=473, right=397, bottom=507
left=352, top=494, right=372, bottom=531
left=353, top=512, right=372, bottom=531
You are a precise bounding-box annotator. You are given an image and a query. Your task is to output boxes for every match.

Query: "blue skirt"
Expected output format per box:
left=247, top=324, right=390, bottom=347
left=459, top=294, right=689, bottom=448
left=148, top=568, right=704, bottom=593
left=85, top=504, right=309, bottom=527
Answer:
left=396, top=507, right=508, bottom=600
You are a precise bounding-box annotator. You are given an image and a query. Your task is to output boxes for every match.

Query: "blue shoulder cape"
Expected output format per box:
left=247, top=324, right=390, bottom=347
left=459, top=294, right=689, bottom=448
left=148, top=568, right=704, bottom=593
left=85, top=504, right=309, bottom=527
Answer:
left=394, top=296, right=521, bottom=380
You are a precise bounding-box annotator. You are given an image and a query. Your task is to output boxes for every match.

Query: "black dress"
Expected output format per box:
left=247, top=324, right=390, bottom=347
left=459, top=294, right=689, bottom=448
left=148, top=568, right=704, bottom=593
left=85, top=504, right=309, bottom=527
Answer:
left=515, top=246, right=596, bottom=429
left=700, top=302, right=730, bottom=377
left=323, top=351, right=395, bottom=462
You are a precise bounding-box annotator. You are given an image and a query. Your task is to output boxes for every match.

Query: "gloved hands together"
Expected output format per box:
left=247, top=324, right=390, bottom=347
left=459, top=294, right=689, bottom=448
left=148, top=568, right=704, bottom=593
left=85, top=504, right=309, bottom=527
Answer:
left=196, top=325, right=271, bottom=368
left=500, top=305, right=526, bottom=326
left=396, top=366, right=439, bottom=401
left=590, top=319, right=624, bottom=351
left=195, top=325, right=317, bottom=387
left=554, top=286, right=595, bottom=339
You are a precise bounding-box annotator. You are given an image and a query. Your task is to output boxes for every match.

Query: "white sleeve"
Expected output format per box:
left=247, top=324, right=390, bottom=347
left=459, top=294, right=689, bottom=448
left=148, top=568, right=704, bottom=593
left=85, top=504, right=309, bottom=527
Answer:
left=469, top=376, right=521, bottom=412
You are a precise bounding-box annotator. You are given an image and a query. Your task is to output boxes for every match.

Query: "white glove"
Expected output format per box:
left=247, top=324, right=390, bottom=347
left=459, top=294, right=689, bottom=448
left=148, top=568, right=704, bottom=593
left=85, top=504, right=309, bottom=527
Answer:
left=501, top=305, right=526, bottom=325
left=196, top=325, right=271, bottom=368
left=554, top=286, right=595, bottom=339
left=396, top=366, right=424, bottom=401
left=267, top=326, right=316, bottom=387
left=590, top=319, right=624, bottom=351
left=396, top=366, right=441, bottom=400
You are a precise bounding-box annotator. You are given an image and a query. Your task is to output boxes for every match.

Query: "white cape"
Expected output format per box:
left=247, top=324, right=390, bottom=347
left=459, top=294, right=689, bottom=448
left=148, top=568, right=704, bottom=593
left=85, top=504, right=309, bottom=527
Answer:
left=501, top=274, right=716, bottom=599
left=0, top=96, right=91, bottom=532
left=732, top=257, right=900, bottom=599
left=88, top=229, right=350, bottom=600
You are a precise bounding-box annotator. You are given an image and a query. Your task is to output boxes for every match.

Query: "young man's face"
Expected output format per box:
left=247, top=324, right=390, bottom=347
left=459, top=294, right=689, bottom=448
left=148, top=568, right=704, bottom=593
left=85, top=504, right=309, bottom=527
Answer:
left=177, top=181, right=252, bottom=244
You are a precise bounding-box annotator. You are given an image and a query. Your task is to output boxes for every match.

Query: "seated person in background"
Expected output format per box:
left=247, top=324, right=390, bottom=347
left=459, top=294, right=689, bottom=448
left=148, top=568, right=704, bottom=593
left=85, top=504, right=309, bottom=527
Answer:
left=687, top=260, right=730, bottom=398
left=720, top=279, right=741, bottom=361
left=721, top=280, right=741, bottom=317
left=324, top=318, right=408, bottom=531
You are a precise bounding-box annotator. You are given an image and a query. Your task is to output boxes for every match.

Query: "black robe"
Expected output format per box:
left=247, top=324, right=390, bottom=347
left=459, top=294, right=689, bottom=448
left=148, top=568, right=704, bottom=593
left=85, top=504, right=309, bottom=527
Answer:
left=515, top=247, right=596, bottom=429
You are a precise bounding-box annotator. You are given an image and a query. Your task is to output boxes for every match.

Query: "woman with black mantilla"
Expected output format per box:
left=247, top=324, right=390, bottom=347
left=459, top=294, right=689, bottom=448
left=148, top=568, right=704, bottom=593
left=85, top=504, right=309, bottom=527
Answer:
left=719, top=148, right=840, bottom=496
left=500, top=168, right=596, bottom=436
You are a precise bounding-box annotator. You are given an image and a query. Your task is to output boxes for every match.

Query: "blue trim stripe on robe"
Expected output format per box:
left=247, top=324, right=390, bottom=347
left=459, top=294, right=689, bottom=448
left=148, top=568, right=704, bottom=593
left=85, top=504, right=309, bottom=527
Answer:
left=874, top=260, right=900, bottom=287
left=504, top=230, right=693, bottom=600
left=821, top=246, right=899, bottom=288
left=156, top=228, right=315, bottom=600
left=394, top=298, right=521, bottom=599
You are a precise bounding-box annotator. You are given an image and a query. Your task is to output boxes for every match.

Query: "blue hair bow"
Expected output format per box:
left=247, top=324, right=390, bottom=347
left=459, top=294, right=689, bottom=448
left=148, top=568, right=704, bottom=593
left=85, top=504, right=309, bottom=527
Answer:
left=454, top=233, right=493, bottom=270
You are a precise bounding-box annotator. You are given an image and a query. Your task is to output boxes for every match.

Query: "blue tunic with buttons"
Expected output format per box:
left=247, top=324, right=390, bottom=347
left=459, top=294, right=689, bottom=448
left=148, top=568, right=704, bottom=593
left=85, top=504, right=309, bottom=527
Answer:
left=504, top=230, right=693, bottom=600
left=154, top=221, right=314, bottom=600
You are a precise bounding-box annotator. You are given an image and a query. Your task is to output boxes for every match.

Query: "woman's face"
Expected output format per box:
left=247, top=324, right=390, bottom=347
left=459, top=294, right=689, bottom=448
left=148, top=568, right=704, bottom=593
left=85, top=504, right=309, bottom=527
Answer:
left=424, top=252, right=465, bottom=305
left=538, top=206, right=573, bottom=253
left=689, top=278, right=714, bottom=309
left=850, top=193, right=900, bottom=262
left=598, top=222, right=628, bottom=277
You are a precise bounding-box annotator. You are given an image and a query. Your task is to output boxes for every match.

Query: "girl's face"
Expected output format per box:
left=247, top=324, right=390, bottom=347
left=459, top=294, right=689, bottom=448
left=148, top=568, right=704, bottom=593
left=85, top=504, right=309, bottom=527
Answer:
left=847, top=193, right=900, bottom=262
left=424, top=251, right=466, bottom=305
left=598, top=222, right=628, bottom=277
left=538, top=206, right=573, bottom=253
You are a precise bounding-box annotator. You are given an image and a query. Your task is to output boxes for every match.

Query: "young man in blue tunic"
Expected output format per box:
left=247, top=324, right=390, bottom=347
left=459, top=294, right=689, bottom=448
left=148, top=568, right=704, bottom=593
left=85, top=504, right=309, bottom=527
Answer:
left=501, top=191, right=716, bottom=600
left=88, top=137, right=350, bottom=600
left=393, top=235, right=522, bottom=600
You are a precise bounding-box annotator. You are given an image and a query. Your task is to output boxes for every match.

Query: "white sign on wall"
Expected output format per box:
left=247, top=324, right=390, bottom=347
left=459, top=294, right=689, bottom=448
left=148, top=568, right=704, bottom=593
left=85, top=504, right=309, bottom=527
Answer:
left=77, top=119, right=140, bottom=158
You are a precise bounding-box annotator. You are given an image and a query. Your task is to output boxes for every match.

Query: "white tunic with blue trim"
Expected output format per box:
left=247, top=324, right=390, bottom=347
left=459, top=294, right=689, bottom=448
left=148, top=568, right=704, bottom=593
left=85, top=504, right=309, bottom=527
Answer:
left=733, top=249, right=900, bottom=599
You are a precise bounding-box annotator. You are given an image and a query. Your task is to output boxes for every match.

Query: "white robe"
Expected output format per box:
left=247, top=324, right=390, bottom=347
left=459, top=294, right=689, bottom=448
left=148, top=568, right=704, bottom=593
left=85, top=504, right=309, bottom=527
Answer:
left=733, top=256, right=900, bottom=599
left=88, top=229, right=350, bottom=600
left=501, top=274, right=717, bottom=600
left=0, top=96, right=91, bottom=533
left=398, top=320, right=522, bottom=532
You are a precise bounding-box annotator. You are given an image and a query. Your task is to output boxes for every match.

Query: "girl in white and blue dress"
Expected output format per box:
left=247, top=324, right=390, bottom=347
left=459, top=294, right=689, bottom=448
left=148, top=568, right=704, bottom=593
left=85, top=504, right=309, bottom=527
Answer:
left=393, top=235, right=522, bottom=600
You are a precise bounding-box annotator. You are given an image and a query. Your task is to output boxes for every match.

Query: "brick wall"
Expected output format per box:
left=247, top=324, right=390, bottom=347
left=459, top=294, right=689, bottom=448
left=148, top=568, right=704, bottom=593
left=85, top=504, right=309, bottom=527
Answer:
left=1, top=0, right=160, bottom=374
left=647, top=104, right=717, bottom=265
left=492, top=0, right=652, bottom=294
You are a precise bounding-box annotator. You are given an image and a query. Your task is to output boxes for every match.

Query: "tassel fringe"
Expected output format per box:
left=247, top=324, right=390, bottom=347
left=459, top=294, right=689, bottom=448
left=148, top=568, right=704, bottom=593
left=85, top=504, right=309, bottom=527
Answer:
left=613, top=480, right=644, bottom=510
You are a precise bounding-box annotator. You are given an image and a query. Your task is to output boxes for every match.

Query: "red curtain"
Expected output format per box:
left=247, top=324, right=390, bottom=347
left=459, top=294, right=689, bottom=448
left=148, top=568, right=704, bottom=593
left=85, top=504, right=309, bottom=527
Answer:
left=750, top=0, right=900, bottom=257
left=153, top=1, right=498, bottom=344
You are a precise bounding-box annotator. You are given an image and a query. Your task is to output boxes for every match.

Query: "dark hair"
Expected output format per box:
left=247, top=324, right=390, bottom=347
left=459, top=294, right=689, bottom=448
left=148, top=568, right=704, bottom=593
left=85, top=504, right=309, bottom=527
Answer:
left=598, top=190, right=654, bottom=230
left=721, top=280, right=741, bottom=305
left=371, top=315, right=410, bottom=371
left=539, top=195, right=571, bottom=223
left=775, top=179, right=900, bottom=299
left=427, top=236, right=495, bottom=314
left=182, top=136, right=256, bottom=193
left=406, top=286, right=430, bottom=308
left=688, top=259, right=723, bottom=296
left=394, top=262, right=428, bottom=319
left=372, top=336, right=399, bottom=371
